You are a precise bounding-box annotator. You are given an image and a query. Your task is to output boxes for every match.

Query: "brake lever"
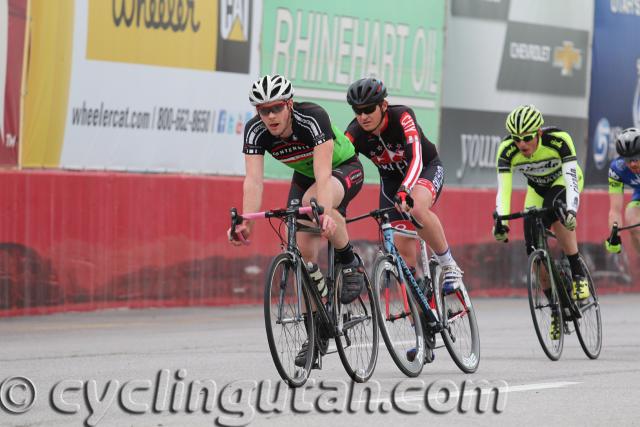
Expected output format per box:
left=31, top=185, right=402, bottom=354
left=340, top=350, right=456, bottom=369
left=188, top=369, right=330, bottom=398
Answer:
left=229, top=208, right=248, bottom=244
left=309, top=198, right=324, bottom=227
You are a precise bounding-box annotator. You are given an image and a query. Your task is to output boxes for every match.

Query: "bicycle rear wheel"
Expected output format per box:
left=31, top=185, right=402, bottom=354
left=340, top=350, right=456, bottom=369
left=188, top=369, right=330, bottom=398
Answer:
left=573, top=257, right=602, bottom=359
left=372, top=254, right=424, bottom=377
left=264, top=253, right=314, bottom=388
left=433, top=261, right=480, bottom=373
left=335, top=255, right=379, bottom=382
left=528, top=251, right=563, bottom=361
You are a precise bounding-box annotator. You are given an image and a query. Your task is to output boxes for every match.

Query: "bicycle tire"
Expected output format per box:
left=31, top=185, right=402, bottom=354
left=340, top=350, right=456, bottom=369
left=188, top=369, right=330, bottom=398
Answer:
left=264, top=253, right=315, bottom=388
left=573, top=256, right=602, bottom=359
left=527, top=251, right=563, bottom=361
left=335, top=255, right=379, bottom=382
left=371, top=254, right=425, bottom=377
left=432, top=260, right=480, bottom=373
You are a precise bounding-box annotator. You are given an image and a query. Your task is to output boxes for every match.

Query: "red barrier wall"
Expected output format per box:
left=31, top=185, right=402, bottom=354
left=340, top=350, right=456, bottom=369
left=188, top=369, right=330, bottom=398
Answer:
left=0, top=170, right=637, bottom=317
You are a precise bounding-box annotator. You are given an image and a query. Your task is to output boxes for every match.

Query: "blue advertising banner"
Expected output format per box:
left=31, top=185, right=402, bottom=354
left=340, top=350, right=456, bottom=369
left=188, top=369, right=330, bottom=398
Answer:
left=586, top=0, right=640, bottom=187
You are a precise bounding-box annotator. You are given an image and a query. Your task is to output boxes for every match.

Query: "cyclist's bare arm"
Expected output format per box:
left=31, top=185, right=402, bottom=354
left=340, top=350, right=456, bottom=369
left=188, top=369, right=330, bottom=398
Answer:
left=312, top=139, right=335, bottom=211
left=241, top=154, right=265, bottom=235
left=608, top=192, right=624, bottom=229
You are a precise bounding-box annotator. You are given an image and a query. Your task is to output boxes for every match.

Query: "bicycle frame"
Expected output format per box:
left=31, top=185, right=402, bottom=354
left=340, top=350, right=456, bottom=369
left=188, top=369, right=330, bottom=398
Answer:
left=495, top=208, right=581, bottom=320
left=379, top=222, right=440, bottom=324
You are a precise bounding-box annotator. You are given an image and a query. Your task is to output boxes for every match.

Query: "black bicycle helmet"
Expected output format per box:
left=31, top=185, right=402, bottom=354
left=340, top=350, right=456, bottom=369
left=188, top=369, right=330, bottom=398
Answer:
left=615, top=127, right=640, bottom=158
left=346, top=78, right=387, bottom=106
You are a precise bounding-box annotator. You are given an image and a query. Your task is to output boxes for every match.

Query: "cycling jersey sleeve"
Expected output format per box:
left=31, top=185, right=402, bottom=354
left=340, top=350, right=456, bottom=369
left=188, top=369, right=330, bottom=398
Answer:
left=345, top=119, right=363, bottom=154
left=608, top=163, right=624, bottom=194
left=553, top=131, right=580, bottom=212
left=495, top=139, right=516, bottom=223
left=293, top=104, right=335, bottom=147
left=399, top=110, right=423, bottom=190
left=562, top=160, right=580, bottom=212
left=242, top=116, right=267, bottom=155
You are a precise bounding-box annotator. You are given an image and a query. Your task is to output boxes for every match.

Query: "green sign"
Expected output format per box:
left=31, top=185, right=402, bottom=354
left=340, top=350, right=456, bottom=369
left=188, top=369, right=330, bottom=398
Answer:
left=261, top=0, right=446, bottom=181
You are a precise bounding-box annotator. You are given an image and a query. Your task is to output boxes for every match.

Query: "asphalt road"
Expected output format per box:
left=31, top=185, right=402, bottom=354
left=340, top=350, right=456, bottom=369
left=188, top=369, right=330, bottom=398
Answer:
left=1, top=294, right=639, bottom=427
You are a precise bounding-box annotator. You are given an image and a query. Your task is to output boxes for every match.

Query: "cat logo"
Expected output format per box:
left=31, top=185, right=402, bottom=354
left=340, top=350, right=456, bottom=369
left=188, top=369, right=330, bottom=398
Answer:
left=220, top=0, right=250, bottom=41
left=216, top=0, right=252, bottom=73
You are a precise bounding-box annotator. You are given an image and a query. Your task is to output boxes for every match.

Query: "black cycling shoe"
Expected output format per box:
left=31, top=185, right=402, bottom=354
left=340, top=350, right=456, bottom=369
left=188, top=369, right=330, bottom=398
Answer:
left=340, top=258, right=366, bottom=304
left=294, top=338, right=327, bottom=368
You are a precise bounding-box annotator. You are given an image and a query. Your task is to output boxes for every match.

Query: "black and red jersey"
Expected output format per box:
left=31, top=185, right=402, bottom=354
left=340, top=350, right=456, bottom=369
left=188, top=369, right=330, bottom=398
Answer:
left=345, top=105, right=439, bottom=189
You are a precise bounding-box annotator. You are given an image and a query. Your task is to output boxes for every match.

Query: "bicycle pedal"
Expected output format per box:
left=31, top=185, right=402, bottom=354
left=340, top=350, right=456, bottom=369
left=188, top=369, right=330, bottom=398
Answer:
left=312, top=354, right=322, bottom=370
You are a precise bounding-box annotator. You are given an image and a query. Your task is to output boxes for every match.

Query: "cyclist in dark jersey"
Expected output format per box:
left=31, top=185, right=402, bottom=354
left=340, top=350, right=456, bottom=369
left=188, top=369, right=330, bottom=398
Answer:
left=228, top=74, right=365, bottom=303
left=345, top=77, right=464, bottom=296
left=605, top=128, right=640, bottom=254
left=227, top=74, right=366, bottom=367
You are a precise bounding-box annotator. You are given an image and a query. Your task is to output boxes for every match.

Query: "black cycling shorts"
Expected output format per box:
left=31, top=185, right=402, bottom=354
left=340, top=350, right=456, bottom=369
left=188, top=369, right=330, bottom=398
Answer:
left=523, top=185, right=566, bottom=255
left=380, top=158, right=444, bottom=225
left=287, top=155, right=364, bottom=216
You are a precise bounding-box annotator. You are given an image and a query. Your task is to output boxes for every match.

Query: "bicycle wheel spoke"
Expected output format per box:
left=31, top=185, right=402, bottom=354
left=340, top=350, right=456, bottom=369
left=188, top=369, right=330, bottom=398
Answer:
left=573, top=257, right=602, bottom=359
left=433, top=258, right=480, bottom=374
left=264, top=254, right=312, bottom=387
left=528, top=252, right=563, bottom=360
left=371, top=255, right=424, bottom=377
left=335, top=263, right=379, bottom=382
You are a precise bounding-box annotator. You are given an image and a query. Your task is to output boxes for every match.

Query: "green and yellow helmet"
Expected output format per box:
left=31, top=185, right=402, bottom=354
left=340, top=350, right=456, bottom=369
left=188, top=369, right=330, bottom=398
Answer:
left=505, top=104, right=544, bottom=135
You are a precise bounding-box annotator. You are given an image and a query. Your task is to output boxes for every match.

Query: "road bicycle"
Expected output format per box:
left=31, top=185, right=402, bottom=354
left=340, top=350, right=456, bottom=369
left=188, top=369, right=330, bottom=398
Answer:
left=230, top=199, right=378, bottom=388
left=493, top=206, right=602, bottom=360
left=347, top=207, right=480, bottom=376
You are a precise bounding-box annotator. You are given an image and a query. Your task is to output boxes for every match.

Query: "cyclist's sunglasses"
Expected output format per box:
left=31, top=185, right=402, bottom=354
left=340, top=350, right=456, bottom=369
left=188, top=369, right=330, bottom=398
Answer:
left=623, top=155, right=640, bottom=163
left=511, top=133, right=537, bottom=143
left=352, top=104, right=379, bottom=115
left=257, top=102, right=286, bottom=117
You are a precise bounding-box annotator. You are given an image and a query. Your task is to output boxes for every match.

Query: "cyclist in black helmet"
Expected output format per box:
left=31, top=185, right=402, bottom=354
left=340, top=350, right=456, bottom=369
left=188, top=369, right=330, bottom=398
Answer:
left=605, top=127, right=640, bottom=255
left=345, top=77, right=464, bottom=297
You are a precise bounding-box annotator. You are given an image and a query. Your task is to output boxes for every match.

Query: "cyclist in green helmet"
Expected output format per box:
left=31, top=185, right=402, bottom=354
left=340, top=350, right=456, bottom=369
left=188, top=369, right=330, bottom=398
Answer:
left=494, top=104, right=589, bottom=340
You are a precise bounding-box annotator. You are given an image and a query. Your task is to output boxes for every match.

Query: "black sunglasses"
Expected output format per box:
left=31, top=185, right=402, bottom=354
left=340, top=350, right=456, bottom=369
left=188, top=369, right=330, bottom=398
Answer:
left=257, top=102, right=286, bottom=117
left=352, top=104, right=379, bottom=115
left=512, top=133, right=536, bottom=143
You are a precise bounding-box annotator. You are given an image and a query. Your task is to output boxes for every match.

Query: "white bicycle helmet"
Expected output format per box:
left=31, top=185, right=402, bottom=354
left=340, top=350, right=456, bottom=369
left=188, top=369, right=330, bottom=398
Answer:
left=249, top=75, right=294, bottom=106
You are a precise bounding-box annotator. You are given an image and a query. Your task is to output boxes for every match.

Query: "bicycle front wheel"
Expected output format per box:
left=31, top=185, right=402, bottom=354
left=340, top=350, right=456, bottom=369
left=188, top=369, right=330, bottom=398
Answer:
left=433, top=261, right=480, bottom=373
left=335, top=255, right=379, bottom=382
left=372, top=254, right=424, bottom=377
left=264, top=253, right=314, bottom=388
left=528, top=251, right=563, bottom=361
left=573, top=257, right=602, bottom=359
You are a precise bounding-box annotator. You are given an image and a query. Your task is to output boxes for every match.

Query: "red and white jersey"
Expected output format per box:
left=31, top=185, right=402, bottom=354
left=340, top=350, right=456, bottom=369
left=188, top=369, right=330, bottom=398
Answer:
left=345, top=105, right=439, bottom=190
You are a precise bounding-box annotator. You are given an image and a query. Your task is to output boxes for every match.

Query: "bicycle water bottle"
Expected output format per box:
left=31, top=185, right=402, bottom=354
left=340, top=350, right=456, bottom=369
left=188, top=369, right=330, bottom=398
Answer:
left=307, top=262, right=327, bottom=297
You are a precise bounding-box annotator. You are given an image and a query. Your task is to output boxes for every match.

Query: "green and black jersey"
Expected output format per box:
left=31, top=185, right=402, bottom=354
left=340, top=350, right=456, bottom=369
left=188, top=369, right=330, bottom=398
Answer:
left=243, top=102, right=355, bottom=178
left=495, top=126, right=582, bottom=217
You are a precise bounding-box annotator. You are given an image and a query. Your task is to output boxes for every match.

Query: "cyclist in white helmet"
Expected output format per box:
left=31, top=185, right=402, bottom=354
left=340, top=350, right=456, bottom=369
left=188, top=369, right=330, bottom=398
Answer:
left=494, top=104, right=588, bottom=340
left=605, top=127, right=640, bottom=255
left=227, top=75, right=367, bottom=365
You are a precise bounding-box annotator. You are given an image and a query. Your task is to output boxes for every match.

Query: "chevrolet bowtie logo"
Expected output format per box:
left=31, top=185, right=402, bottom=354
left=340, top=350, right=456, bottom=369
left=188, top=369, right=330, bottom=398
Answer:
left=553, top=41, right=582, bottom=76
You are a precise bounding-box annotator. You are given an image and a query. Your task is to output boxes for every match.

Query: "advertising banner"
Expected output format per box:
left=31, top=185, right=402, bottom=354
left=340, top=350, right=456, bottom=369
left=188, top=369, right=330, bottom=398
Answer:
left=586, top=0, right=640, bottom=187
left=260, top=0, right=445, bottom=180
left=22, top=0, right=261, bottom=175
left=440, top=0, right=593, bottom=187
left=0, top=0, right=26, bottom=166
